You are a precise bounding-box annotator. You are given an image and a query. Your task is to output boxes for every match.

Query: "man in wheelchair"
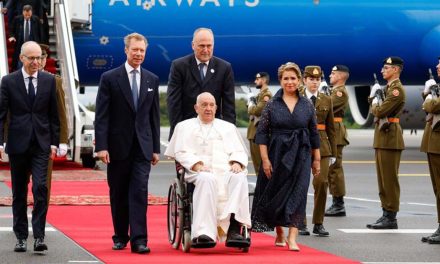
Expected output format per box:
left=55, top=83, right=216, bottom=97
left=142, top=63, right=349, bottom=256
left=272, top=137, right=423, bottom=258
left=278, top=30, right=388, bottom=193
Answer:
left=165, top=92, right=251, bottom=248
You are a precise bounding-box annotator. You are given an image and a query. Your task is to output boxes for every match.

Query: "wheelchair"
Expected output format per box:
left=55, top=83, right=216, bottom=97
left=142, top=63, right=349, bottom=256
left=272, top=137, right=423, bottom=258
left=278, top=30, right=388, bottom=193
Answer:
left=167, top=162, right=251, bottom=253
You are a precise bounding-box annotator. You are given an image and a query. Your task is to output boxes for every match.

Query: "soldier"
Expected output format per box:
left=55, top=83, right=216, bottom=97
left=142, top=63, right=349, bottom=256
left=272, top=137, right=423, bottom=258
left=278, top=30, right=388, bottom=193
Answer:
left=420, top=56, right=440, bottom=244
left=299, top=66, right=336, bottom=236
left=366, top=56, right=406, bottom=229
left=325, top=65, right=350, bottom=217
left=39, top=44, right=69, bottom=202
left=247, top=72, right=272, bottom=174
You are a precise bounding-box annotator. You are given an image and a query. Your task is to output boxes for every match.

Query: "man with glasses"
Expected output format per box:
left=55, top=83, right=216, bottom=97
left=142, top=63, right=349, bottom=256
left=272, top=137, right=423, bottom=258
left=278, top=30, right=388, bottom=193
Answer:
left=167, top=27, right=236, bottom=139
left=366, top=57, right=406, bottom=229
left=0, top=41, right=60, bottom=253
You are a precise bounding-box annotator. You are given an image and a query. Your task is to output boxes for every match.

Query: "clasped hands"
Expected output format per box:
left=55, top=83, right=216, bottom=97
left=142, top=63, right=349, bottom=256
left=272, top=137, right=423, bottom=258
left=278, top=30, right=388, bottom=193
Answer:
left=191, top=161, right=243, bottom=174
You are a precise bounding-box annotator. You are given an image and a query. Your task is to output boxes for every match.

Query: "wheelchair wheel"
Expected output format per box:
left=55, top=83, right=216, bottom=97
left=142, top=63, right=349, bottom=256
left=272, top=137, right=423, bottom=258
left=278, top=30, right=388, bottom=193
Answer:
left=167, top=183, right=181, bottom=249
left=182, top=230, right=192, bottom=253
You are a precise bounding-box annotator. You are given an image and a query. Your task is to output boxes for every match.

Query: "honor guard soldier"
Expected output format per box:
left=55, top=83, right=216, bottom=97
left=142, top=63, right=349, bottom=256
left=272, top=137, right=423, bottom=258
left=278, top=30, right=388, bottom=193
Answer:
left=367, top=56, right=406, bottom=229
left=300, top=66, right=336, bottom=236
left=325, top=65, right=350, bottom=217
left=420, top=56, right=440, bottom=244
left=39, top=44, right=69, bottom=202
left=247, top=72, right=272, bottom=174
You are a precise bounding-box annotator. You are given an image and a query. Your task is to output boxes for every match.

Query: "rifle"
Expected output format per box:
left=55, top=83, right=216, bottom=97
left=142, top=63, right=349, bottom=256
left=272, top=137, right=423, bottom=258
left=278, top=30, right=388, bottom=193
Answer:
left=372, top=73, right=389, bottom=130
left=427, top=68, right=440, bottom=129
left=319, top=71, right=331, bottom=96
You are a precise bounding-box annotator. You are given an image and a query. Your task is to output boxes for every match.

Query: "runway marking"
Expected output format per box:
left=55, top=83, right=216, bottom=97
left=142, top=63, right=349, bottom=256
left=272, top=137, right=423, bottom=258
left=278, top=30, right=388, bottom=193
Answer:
left=0, top=227, right=56, bottom=232
left=343, top=161, right=427, bottom=164
left=68, top=261, right=100, bottom=263
left=364, top=263, right=440, bottom=264
left=399, top=173, right=429, bottom=177
left=305, top=194, right=436, bottom=207
left=407, top=202, right=436, bottom=207
left=339, top=229, right=436, bottom=234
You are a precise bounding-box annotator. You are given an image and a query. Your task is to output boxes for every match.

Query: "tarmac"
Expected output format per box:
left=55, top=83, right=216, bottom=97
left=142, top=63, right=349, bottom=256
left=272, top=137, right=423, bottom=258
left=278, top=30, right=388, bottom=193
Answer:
left=0, top=128, right=440, bottom=263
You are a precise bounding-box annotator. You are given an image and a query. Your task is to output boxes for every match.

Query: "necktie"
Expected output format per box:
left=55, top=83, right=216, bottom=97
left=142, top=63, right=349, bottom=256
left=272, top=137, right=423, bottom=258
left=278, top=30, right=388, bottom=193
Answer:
left=199, top=63, right=205, bottom=81
left=131, top=69, right=139, bottom=111
left=24, top=19, right=30, bottom=42
left=28, top=76, right=35, bottom=105
left=310, top=95, right=317, bottom=106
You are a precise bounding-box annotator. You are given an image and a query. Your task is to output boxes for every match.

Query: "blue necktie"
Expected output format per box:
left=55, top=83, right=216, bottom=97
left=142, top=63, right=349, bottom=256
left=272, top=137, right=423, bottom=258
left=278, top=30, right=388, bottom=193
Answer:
left=131, top=70, right=139, bottom=111
left=199, top=63, right=205, bottom=81
left=28, top=76, right=35, bottom=105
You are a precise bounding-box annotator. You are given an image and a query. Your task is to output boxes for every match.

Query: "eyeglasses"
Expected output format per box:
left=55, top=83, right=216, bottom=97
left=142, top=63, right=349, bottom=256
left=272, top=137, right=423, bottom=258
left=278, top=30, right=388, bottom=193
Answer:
left=22, top=55, right=42, bottom=62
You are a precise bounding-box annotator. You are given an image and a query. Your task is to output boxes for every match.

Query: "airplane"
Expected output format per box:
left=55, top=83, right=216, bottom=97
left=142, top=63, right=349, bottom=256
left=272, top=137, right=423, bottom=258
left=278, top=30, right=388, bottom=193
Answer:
left=69, top=0, right=440, bottom=129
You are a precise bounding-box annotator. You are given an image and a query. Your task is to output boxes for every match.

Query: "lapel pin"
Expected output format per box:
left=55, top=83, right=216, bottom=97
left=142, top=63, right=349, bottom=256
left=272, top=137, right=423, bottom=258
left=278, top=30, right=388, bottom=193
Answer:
left=211, top=69, right=215, bottom=73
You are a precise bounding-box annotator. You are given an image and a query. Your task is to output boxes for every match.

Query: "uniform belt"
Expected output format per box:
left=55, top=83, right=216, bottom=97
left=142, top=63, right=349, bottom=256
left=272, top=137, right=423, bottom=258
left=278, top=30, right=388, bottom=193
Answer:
left=334, top=117, right=343, bottom=122
left=388, top=118, right=399, bottom=123
left=317, top=124, right=326, bottom=130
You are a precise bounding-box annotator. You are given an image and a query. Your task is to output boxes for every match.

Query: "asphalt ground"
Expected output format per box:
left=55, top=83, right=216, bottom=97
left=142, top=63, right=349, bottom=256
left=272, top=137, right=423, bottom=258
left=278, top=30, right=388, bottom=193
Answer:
left=1, top=128, right=440, bottom=263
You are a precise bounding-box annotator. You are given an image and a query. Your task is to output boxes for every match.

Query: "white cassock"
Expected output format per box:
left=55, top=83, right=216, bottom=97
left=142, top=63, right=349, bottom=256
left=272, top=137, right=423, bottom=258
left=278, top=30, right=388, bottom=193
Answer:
left=165, top=117, right=251, bottom=241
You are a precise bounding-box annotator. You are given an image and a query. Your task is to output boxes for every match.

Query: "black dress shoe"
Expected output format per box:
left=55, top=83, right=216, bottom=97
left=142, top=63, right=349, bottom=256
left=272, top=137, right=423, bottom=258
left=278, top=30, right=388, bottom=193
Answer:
left=427, top=234, right=440, bottom=244
left=14, top=239, right=27, bottom=252
left=313, top=224, right=330, bottom=237
left=226, top=232, right=249, bottom=248
left=191, top=235, right=216, bottom=248
left=298, top=226, right=310, bottom=236
left=112, top=242, right=127, bottom=250
left=34, top=238, right=48, bottom=252
left=131, top=244, right=151, bottom=254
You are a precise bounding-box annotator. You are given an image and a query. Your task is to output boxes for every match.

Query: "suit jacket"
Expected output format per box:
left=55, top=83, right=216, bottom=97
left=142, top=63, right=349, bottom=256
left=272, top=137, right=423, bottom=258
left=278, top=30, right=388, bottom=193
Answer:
left=167, top=54, right=236, bottom=139
left=9, top=15, right=41, bottom=44
left=94, top=64, right=160, bottom=161
left=0, top=70, right=60, bottom=154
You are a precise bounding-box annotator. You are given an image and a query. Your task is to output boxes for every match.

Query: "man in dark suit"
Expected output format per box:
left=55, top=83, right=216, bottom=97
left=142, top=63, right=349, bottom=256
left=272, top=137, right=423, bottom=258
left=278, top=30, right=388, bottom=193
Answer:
left=8, top=5, right=41, bottom=71
left=167, top=27, right=236, bottom=138
left=95, top=33, right=160, bottom=254
left=0, top=41, right=60, bottom=253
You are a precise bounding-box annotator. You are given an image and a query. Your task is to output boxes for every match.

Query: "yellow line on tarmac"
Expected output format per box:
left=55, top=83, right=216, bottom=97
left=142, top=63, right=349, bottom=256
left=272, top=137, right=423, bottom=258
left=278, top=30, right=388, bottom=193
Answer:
left=399, top=173, right=430, bottom=177
left=343, top=161, right=427, bottom=164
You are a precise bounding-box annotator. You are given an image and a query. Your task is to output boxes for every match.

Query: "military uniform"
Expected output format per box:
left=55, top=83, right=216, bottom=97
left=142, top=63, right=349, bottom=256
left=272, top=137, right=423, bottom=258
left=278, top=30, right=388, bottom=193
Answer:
left=46, top=73, right=69, bottom=202
left=420, top=76, right=440, bottom=243
left=300, top=66, right=337, bottom=236
left=40, top=43, right=69, bottom=203
left=326, top=65, right=350, bottom=217
left=247, top=88, right=272, bottom=174
left=367, top=57, right=406, bottom=229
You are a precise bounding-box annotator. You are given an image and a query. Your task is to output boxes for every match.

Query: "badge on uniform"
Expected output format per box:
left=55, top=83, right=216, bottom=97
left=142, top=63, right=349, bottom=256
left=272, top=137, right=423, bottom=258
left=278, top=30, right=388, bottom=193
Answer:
left=392, top=89, right=399, bottom=96
left=336, top=91, right=343, bottom=97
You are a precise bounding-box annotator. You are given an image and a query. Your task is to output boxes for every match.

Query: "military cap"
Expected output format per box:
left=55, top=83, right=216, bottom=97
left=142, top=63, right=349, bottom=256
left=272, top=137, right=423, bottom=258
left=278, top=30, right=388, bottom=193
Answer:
left=304, top=65, right=322, bottom=78
left=39, top=44, right=50, bottom=56
left=332, top=65, right=349, bottom=73
left=383, top=56, right=404, bottom=66
left=256, top=72, right=269, bottom=79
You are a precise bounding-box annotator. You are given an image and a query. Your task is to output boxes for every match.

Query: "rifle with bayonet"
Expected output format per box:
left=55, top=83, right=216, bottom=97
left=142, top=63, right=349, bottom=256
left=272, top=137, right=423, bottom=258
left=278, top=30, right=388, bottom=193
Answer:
left=372, top=73, right=390, bottom=130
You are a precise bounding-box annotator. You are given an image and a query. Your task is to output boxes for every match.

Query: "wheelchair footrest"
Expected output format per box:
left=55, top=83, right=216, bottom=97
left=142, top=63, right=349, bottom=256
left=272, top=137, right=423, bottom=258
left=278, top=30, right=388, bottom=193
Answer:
left=225, top=239, right=251, bottom=248
left=191, top=241, right=217, bottom=248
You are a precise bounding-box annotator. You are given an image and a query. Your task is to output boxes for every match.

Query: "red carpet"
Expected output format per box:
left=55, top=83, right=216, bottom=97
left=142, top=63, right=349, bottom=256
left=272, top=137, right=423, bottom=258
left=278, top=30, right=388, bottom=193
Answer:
left=1, top=181, right=167, bottom=205
left=47, top=205, right=360, bottom=264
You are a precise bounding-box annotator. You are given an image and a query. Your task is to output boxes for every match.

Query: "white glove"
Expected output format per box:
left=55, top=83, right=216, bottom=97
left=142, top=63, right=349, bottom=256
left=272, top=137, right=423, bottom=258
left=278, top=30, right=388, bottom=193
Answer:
left=369, top=83, right=381, bottom=98
left=329, top=157, right=336, bottom=166
left=425, top=94, right=433, bottom=102
left=372, top=97, right=378, bottom=105
left=424, top=79, right=436, bottom=95
left=57, top=143, right=68, bottom=157
left=247, top=94, right=256, bottom=106
left=319, top=81, right=328, bottom=93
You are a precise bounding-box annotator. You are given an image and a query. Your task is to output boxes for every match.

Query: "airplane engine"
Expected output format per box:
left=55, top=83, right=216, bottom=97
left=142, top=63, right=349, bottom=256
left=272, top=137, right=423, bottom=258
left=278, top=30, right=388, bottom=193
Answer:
left=347, top=85, right=426, bottom=129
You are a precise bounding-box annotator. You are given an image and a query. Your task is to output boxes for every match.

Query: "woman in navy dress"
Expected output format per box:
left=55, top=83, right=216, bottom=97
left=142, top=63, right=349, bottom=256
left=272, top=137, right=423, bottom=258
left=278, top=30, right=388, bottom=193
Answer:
left=251, top=62, right=320, bottom=251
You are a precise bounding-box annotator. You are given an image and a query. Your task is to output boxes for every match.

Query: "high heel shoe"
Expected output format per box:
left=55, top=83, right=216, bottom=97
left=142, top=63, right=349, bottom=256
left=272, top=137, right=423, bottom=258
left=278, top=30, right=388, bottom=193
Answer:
left=275, top=235, right=287, bottom=247
left=287, top=240, right=300, bottom=251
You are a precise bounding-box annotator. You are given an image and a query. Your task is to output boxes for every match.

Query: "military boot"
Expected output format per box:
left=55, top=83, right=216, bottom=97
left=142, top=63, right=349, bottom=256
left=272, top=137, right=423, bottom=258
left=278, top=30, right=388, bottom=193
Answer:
left=422, top=224, right=440, bottom=242
left=325, top=196, right=346, bottom=217
left=367, top=210, right=398, bottom=229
